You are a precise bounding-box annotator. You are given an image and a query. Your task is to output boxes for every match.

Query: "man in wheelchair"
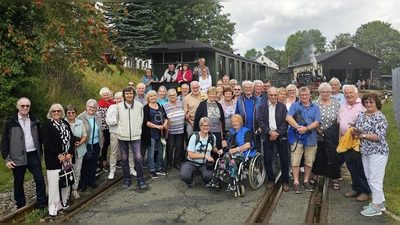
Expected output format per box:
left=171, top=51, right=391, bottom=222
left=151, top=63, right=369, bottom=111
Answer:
left=180, top=117, right=223, bottom=188
left=205, top=114, right=253, bottom=192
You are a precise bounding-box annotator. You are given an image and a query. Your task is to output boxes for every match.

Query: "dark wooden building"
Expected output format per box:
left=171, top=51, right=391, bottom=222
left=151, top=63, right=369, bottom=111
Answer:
left=289, top=45, right=382, bottom=88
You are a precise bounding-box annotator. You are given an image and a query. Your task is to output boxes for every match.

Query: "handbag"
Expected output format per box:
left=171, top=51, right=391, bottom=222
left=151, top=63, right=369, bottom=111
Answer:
left=59, top=162, right=74, bottom=208
left=83, top=117, right=96, bottom=161
left=59, top=162, right=75, bottom=188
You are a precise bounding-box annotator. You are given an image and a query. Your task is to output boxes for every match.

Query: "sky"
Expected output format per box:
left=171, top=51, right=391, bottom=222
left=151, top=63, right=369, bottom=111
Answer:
left=220, top=1, right=400, bottom=55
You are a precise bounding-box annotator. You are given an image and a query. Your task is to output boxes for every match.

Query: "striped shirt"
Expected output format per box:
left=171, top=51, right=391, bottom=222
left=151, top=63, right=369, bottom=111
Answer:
left=164, top=101, right=185, bottom=134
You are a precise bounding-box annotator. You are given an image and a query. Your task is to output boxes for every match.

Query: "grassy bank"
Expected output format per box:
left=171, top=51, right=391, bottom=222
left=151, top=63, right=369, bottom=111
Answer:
left=0, top=66, right=143, bottom=192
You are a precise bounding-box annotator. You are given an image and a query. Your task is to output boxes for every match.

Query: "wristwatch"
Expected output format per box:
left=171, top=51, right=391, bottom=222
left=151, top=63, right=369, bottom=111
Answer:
left=362, top=134, right=366, bottom=139
left=237, top=147, right=240, bottom=153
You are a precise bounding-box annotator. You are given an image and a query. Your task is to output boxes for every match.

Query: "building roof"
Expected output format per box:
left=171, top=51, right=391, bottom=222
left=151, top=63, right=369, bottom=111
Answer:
left=142, top=39, right=277, bottom=69
left=289, top=45, right=382, bottom=68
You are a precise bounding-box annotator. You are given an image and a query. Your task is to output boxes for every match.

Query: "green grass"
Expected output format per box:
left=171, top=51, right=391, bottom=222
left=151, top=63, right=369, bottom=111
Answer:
left=381, top=100, right=400, bottom=216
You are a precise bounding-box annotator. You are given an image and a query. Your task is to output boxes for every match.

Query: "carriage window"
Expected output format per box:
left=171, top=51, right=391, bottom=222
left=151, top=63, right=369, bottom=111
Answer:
left=183, top=52, right=196, bottom=63
left=247, top=63, right=251, bottom=80
left=153, top=53, right=163, bottom=63
left=252, top=64, right=255, bottom=80
left=219, top=56, right=226, bottom=79
left=241, top=62, right=246, bottom=81
left=229, top=58, right=234, bottom=79
left=164, top=52, right=181, bottom=63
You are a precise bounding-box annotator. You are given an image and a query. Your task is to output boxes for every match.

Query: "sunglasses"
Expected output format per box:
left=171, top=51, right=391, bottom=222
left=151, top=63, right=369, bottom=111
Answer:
left=234, top=89, right=241, bottom=91
left=52, top=110, right=61, bottom=113
left=20, top=105, right=30, bottom=108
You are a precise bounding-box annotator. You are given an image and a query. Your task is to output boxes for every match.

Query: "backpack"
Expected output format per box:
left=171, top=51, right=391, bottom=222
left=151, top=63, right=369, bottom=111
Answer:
left=190, top=131, right=214, bottom=149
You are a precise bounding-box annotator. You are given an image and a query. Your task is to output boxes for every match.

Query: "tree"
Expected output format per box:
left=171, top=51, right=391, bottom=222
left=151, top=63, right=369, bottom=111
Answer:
left=329, top=33, right=353, bottom=50
left=244, top=48, right=262, bottom=58
left=151, top=2, right=235, bottom=52
left=353, top=20, right=400, bottom=74
left=285, top=29, right=326, bottom=64
left=0, top=2, right=124, bottom=123
left=263, top=45, right=286, bottom=68
left=108, top=2, right=160, bottom=70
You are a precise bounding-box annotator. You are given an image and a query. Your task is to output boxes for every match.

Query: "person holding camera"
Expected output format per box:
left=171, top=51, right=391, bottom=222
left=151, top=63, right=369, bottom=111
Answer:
left=205, top=114, right=251, bottom=191
left=65, top=105, right=87, bottom=199
left=180, top=117, right=222, bottom=188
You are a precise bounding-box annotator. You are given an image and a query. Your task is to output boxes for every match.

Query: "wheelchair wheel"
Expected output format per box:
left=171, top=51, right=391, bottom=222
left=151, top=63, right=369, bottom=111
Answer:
left=249, top=152, right=266, bottom=189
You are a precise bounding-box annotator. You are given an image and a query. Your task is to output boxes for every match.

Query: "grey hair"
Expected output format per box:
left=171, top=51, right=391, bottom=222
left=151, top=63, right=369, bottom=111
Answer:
left=242, top=80, right=254, bottom=88
left=198, top=58, right=205, bottom=62
left=342, top=84, right=358, bottom=94
left=318, top=82, right=332, bottom=92
left=199, top=117, right=210, bottom=127
left=181, top=83, right=189, bottom=88
left=114, top=91, right=123, bottom=98
left=229, top=79, right=238, bottom=85
left=86, top=99, right=98, bottom=107
left=167, top=88, right=177, bottom=96
left=157, top=85, right=167, bottom=93
left=253, top=80, right=263, bottom=86
left=299, top=86, right=310, bottom=93
left=99, top=87, right=110, bottom=96
left=46, top=103, right=65, bottom=119
left=16, top=97, right=30, bottom=106
left=65, top=104, right=77, bottom=113
left=329, top=78, right=341, bottom=87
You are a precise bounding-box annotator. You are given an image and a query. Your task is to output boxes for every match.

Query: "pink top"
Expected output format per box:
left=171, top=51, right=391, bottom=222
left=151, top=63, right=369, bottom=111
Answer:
left=337, top=97, right=365, bottom=136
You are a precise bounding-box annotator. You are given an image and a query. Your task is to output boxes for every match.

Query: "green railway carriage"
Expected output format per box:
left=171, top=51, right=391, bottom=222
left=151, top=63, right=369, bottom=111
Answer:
left=142, top=39, right=278, bottom=87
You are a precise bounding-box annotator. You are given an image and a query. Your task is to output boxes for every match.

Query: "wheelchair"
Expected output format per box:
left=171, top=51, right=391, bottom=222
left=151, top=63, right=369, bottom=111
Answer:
left=211, top=133, right=266, bottom=197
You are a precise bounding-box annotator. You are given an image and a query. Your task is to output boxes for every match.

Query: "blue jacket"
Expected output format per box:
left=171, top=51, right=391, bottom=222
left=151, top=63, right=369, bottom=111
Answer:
left=235, top=94, right=262, bottom=133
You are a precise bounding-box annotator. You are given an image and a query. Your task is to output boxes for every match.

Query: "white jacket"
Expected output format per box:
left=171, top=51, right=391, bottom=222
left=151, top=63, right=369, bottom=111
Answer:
left=105, top=104, right=118, bottom=133
left=116, top=100, right=143, bottom=141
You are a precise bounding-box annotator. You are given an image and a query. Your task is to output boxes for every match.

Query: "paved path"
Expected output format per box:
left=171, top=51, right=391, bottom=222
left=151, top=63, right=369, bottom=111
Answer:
left=68, top=168, right=265, bottom=223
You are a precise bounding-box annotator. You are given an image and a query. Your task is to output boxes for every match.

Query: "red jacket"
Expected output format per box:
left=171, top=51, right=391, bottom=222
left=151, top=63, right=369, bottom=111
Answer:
left=176, top=69, right=193, bottom=82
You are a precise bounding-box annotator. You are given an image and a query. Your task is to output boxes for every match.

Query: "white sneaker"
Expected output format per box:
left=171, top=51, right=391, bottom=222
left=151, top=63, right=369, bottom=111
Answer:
left=108, top=172, right=115, bottom=180
left=130, top=169, right=137, bottom=176
left=72, top=190, right=80, bottom=199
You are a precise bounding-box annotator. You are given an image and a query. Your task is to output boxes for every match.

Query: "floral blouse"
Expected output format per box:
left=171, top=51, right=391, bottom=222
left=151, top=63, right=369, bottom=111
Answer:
left=313, top=99, right=341, bottom=141
left=355, top=111, right=389, bottom=155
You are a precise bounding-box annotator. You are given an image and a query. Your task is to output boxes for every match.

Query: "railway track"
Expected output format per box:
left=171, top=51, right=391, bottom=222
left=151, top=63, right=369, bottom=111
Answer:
left=248, top=174, right=330, bottom=223
left=0, top=169, right=123, bottom=223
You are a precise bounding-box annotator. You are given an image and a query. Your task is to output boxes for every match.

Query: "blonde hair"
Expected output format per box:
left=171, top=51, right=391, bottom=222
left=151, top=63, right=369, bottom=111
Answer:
left=231, top=114, right=243, bottom=126
left=146, top=90, right=158, bottom=104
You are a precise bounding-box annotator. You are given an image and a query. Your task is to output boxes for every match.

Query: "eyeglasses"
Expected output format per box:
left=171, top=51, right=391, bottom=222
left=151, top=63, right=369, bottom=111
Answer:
left=364, top=101, right=375, bottom=105
left=300, top=94, right=310, bottom=97
left=20, top=105, right=30, bottom=108
left=201, top=124, right=210, bottom=127
left=67, top=111, right=76, bottom=114
left=88, top=105, right=96, bottom=109
left=269, top=94, right=278, bottom=97
left=52, top=110, right=61, bottom=113
left=234, top=89, right=241, bottom=91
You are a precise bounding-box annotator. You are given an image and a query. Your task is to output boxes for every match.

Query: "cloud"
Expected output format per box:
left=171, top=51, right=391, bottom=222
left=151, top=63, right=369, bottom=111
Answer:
left=221, top=1, right=400, bottom=55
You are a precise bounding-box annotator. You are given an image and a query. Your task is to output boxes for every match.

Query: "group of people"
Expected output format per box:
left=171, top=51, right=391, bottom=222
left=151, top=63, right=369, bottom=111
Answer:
left=1, top=67, right=389, bottom=218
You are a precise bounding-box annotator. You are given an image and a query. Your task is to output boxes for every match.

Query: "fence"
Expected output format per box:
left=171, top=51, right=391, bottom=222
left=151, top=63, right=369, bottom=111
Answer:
left=392, top=67, right=400, bottom=128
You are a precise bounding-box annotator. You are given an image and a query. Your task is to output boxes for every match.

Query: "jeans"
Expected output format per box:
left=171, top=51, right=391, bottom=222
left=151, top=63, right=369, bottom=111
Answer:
left=118, top=139, right=144, bottom=183
left=166, top=133, right=184, bottom=166
left=12, top=151, right=47, bottom=208
left=148, top=138, right=163, bottom=171
left=81, top=143, right=100, bottom=188
left=344, top=151, right=371, bottom=195
left=263, top=138, right=289, bottom=184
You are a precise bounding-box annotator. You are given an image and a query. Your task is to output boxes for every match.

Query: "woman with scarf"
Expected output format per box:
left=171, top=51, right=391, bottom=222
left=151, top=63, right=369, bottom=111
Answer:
left=42, top=103, right=74, bottom=216
left=97, top=87, right=114, bottom=172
